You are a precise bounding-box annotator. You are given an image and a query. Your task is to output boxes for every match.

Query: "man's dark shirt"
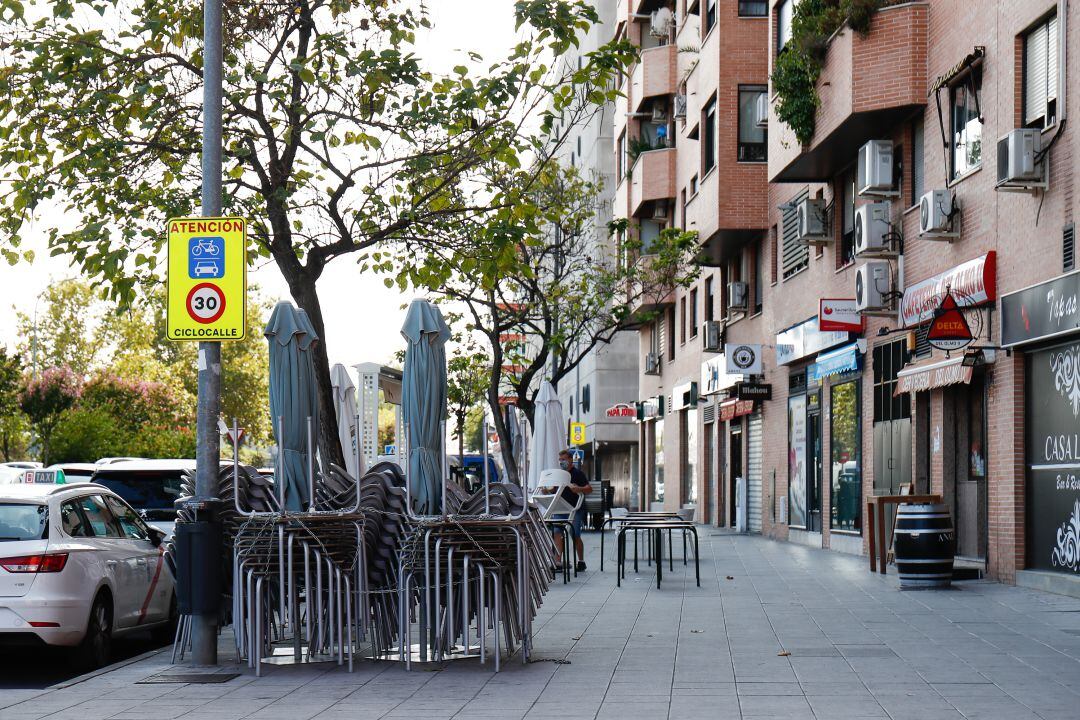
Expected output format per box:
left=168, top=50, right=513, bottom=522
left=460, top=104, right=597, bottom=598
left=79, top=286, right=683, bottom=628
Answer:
left=561, top=465, right=590, bottom=507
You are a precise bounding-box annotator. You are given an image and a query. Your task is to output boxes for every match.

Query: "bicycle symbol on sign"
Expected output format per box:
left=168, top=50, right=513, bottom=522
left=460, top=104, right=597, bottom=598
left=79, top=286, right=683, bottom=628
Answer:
left=190, top=237, right=221, bottom=256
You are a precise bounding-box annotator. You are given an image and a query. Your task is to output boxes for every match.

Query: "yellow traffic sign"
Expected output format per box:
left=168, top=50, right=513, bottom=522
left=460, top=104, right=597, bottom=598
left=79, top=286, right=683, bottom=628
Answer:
left=569, top=421, right=587, bottom=446
left=166, top=217, right=247, bottom=341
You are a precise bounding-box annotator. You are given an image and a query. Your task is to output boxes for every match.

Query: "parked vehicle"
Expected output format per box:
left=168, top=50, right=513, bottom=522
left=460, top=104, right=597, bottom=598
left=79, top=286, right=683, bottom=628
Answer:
left=448, top=454, right=500, bottom=494
left=89, top=460, right=192, bottom=539
left=44, top=464, right=98, bottom=484
left=0, top=481, right=175, bottom=668
left=0, top=462, right=42, bottom=485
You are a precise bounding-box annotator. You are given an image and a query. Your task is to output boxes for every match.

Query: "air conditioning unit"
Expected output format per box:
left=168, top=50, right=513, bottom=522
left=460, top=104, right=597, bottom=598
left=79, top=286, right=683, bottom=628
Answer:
left=650, top=7, right=675, bottom=37
left=754, top=93, right=769, bottom=129
left=855, top=261, right=893, bottom=313
left=674, top=94, right=687, bottom=119
left=857, top=140, right=896, bottom=196
left=854, top=201, right=894, bottom=257
left=918, top=189, right=958, bottom=239
left=702, top=320, right=723, bottom=352
left=651, top=105, right=668, bottom=123
left=996, top=128, right=1044, bottom=187
left=796, top=197, right=829, bottom=245
left=644, top=352, right=661, bottom=375
left=727, top=281, right=749, bottom=312
left=652, top=200, right=668, bottom=220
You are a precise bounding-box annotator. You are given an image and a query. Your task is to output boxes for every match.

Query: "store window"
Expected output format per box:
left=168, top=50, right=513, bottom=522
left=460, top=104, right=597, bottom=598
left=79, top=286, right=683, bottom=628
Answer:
left=830, top=380, right=861, bottom=532
left=737, top=86, right=768, bottom=162
left=702, top=96, right=717, bottom=174
left=739, top=1, right=767, bottom=17
left=654, top=417, right=666, bottom=504
left=1023, top=12, right=1059, bottom=129
left=950, top=71, right=983, bottom=179
left=682, top=408, right=698, bottom=506
left=788, top=393, right=807, bottom=528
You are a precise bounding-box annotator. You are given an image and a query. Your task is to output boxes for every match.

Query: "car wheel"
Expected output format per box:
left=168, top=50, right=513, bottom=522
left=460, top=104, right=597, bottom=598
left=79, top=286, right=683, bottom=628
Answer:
left=74, top=594, right=112, bottom=671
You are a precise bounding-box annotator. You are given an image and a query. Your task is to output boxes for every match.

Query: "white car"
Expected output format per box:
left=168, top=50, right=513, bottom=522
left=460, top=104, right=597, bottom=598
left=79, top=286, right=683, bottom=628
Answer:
left=0, top=462, right=43, bottom=485
left=0, top=482, right=175, bottom=668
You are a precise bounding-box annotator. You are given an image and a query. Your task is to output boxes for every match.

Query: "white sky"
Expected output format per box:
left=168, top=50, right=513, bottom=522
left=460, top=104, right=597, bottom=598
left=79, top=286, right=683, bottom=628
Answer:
left=0, top=0, right=519, bottom=369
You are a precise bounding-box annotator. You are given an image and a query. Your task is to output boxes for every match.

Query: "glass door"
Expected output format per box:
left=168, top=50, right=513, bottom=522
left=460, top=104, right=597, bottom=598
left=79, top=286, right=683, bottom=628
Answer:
left=807, top=390, right=823, bottom=532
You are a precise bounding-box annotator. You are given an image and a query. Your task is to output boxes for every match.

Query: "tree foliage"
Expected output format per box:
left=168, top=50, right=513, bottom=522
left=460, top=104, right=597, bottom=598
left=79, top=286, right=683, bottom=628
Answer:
left=0, top=348, right=28, bottom=460
left=0, top=0, right=635, bottom=470
left=19, top=366, right=82, bottom=462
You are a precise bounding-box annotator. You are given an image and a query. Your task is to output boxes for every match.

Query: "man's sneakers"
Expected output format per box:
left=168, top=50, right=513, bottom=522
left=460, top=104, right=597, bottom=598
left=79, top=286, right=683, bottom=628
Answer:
left=575, top=561, right=587, bottom=573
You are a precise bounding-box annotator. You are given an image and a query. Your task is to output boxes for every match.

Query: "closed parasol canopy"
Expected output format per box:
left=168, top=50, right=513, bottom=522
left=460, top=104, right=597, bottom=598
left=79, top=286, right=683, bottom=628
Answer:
left=528, top=380, right=564, bottom=492
left=401, top=299, right=450, bottom=515
left=331, top=363, right=364, bottom=480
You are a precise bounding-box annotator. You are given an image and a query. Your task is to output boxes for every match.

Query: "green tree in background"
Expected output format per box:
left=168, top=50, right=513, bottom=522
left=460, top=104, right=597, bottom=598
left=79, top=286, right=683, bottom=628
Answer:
left=17, top=280, right=113, bottom=377
left=446, top=333, right=490, bottom=460
left=0, top=349, right=28, bottom=460
left=19, top=366, right=81, bottom=463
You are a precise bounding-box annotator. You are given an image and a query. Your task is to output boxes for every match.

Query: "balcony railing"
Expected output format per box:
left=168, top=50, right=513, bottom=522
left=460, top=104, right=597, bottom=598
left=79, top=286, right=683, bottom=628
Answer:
left=630, top=44, right=678, bottom=112
left=769, top=2, right=928, bottom=183
left=629, top=147, right=677, bottom=217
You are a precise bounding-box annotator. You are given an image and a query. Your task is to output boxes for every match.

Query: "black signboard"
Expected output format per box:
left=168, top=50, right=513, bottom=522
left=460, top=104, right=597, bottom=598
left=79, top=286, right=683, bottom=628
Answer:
left=1001, top=270, right=1080, bottom=347
left=737, top=382, right=772, bottom=401
left=1026, top=340, right=1080, bottom=574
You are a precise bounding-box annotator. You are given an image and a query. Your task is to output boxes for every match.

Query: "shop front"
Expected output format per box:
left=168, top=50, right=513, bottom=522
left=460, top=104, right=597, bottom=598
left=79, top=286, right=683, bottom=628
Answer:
left=636, top=395, right=666, bottom=511
left=700, top=355, right=746, bottom=528
left=673, top=381, right=699, bottom=516
left=1002, top=270, right=1080, bottom=591
left=810, top=343, right=864, bottom=539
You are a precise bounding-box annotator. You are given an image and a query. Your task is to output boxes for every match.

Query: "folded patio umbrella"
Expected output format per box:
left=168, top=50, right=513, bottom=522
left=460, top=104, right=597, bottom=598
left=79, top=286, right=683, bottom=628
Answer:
left=331, top=363, right=364, bottom=480
left=264, top=301, right=320, bottom=511
left=527, top=380, right=564, bottom=492
left=401, top=299, right=450, bottom=515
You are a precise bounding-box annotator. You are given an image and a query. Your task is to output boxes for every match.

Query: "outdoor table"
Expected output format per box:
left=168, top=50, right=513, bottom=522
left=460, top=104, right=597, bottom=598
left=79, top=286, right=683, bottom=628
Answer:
left=865, top=493, right=942, bottom=574
left=616, top=520, right=699, bottom=589
left=600, top=512, right=681, bottom=572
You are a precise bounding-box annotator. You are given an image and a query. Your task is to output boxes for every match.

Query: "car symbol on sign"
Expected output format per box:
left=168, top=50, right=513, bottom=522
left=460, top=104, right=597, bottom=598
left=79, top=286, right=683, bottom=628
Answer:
left=193, top=260, right=221, bottom=277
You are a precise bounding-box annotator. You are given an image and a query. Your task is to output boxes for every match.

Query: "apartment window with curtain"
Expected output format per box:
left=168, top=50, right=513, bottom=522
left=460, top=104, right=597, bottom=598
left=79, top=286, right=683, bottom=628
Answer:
left=690, top=287, right=699, bottom=337
left=702, top=96, right=717, bottom=174
left=950, top=70, right=983, bottom=179
left=1024, top=12, right=1059, bottom=129
left=753, top=242, right=764, bottom=314
left=704, top=0, right=717, bottom=36
left=777, top=0, right=794, bottom=53
left=739, top=1, right=767, bottom=17
left=840, top=168, right=856, bottom=267
left=737, top=86, right=768, bottom=162
left=911, top=118, right=925, bottom=206
left=704, top=276, right=714, bottom=322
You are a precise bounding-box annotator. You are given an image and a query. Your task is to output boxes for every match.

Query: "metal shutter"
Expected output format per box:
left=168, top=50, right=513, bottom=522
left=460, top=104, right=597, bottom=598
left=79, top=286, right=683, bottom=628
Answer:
left=747, top=412, right=763, bottom=532
left=1025, top=15, right=1058, bottom=125
left=782, top=190, right=809, bottom=279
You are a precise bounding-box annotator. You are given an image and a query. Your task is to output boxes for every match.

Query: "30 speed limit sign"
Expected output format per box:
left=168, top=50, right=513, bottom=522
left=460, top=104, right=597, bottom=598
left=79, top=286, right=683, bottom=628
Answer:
left=186, top=283, right=226, bottom=324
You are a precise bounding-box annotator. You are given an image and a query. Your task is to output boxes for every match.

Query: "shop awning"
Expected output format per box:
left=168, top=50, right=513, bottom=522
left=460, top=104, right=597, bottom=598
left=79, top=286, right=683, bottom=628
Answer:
left=718, top=398, right=755, bottom=422
left=894, top=356, right=973, bottom=395
left=809, top=342, right=861, bottom=384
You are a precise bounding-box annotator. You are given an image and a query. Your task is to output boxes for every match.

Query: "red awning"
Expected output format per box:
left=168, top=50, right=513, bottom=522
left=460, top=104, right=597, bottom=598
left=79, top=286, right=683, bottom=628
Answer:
left=894, top=357, right=973, bottom=395
left=718, top=398, right=755, bottom=422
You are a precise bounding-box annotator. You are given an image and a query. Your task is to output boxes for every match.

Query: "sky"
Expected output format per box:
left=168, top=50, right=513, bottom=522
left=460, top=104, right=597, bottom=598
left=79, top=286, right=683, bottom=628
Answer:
left=0, top=0, right=520, bottom=370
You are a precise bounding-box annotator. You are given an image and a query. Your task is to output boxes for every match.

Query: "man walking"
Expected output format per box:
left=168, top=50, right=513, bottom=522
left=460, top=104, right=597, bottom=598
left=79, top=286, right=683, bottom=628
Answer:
left=552, top=448, right=592, bottom=573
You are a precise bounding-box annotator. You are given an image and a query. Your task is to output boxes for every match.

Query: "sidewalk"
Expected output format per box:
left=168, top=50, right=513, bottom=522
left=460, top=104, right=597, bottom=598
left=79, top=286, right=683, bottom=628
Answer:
left=5, top=530, right=1080, bottom=720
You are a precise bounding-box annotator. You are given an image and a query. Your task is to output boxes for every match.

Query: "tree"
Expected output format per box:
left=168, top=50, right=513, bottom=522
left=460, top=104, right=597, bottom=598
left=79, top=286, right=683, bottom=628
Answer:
left=447, top=342, right=490, bottom=460
left=404, top=165, right=700, bottom=482
left=19, top=366, right=82, bottom=463
left=0, top=349, right=28, bottom=460
left=16, top=280, right=113, bottom=377
left=0, top=0, right=634, bottom=470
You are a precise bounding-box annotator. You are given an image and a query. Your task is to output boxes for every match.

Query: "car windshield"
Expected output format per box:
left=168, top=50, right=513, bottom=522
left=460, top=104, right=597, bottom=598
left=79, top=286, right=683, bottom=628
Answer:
left=92, top=470, right=183, bottom=520
left=0, top=503, right=48, bottom=541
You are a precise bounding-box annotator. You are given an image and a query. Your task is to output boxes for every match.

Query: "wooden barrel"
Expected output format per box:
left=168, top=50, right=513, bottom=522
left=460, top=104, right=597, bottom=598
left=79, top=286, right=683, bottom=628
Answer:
left=892, top=503, right=955, bottom=589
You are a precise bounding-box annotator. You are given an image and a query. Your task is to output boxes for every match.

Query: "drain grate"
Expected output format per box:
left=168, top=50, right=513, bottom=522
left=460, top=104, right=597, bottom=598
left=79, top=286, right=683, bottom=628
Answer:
left=138, top=672, right=241, bottom=684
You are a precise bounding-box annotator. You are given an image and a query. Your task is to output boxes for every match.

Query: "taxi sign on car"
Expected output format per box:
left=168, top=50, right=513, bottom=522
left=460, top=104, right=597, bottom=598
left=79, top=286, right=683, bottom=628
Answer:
left=21, top=469, right=65, bottom=485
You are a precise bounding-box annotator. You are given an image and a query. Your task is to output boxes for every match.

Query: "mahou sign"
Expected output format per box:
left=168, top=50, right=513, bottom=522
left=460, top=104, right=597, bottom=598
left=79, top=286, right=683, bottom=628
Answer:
left=900, top=251, right=997, bottom=328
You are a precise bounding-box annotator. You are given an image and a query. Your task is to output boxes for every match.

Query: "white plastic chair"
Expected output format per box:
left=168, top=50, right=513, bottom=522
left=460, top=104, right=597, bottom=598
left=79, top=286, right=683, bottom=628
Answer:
left=531, top=469, right=575, bottom=520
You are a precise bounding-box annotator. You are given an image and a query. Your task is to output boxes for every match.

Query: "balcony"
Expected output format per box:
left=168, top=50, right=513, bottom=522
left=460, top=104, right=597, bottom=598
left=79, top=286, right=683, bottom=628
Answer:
left=630, top=44, right=678, bottom=111
left=629, top=147, right=676, bottom=217
left=770, top=2, right=928, bottom=183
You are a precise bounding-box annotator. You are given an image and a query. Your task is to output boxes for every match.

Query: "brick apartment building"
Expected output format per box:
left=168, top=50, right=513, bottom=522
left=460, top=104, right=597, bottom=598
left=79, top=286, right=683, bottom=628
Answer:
left=609, top=0, right=1080, bottom=596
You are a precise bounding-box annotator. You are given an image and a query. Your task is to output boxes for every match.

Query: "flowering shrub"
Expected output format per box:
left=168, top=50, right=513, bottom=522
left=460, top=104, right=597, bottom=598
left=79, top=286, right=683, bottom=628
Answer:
left=19, top=366, right=82, bottom=462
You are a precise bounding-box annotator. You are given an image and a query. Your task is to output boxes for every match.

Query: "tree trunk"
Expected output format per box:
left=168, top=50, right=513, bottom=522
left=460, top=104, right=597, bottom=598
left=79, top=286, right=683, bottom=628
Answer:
left=288, top=278, right=347, bottom=473
left=488, top=386, right=519, bottom=486
left=457, top=409, right=465, bottom=459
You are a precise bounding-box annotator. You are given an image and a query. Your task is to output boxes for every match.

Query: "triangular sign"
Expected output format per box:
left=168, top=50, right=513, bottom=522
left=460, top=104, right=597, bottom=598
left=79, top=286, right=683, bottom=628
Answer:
left=927, top=293, right=973, bottom=348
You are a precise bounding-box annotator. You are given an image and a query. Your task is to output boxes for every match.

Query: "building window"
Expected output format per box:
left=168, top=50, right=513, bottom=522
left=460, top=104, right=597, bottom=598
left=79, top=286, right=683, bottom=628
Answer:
left=950, top=71, right=983, bottom=179
left=704, top=0, right=717, bottom=36
left=666, top=306, right=676, bottom=360
left=702, top=96, right=717, bottom=174
left=690, top=287, right=699, bottom=337
left=650, top=320, right=661, bottom=355
left=911, top=118, right=924, bottom=205
left=654, top=418, right=665, bottom=504
left=781, top=191, right=809, bottom=279
left=682, top=408, right=698, bottom=506
left=617, top=130, right=626, bottom=179
left=690, top=174, right=699, bottom=195
left=872, top=340, right=911, bottom=424
left=737, top=85, right=768, bottom=162
left=1024, top=13, right=1059, bottom=129
left=739, top=1, right=767, bottom=17
left=839, top=168, right=856, bottom=267
left=680, top=188, right=687, bottom=231
left=679, top=296, right=687, bottom=344
left=753, top=242, right=764, bottom=314
left=704, top=276, right=714, bottom=322
left=830, top=380, right=861, bottom=532
left=777, top=0, right=794, bottom=53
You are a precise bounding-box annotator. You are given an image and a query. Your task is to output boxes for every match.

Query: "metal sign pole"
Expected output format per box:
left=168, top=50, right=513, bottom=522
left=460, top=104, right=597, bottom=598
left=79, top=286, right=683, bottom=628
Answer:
left=192, top=0, right=223, bottom=666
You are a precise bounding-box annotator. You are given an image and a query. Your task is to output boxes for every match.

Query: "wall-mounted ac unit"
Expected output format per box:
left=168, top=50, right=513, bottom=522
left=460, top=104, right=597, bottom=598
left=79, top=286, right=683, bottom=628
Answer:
left=854, top=201, right=894, bottom=257
left=754, top=93, right=769, bottom=129
left=855, top=261, right=892, bottom=313
left=919, top=189, right=958, bottom=239
left=674, top=94, right=687, bottom=119
left=727, top=281, right=749, bottom=311
left=796, top=197, right=829, bottom=245
left=996, top=128, right=1045, bottom=188
left=650, top=7, right=675, bottom=37
left=644, top=352, right=661, bottom=375
left=702, top=320, right=723, bottom=352
left=651, top=105, right=668, bottom=123
left=857, top=140, right=897, bottom=197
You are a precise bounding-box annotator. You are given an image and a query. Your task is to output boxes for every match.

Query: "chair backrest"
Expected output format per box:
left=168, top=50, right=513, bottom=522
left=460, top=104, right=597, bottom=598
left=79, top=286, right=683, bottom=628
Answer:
left=537, top=468, right=570, bottom=490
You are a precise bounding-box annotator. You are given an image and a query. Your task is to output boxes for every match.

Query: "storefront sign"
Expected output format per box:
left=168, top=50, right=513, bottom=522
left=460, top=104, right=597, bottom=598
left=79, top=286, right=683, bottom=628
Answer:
left=736, top=382, right=772, bottom=401
left=725, top=344, right=763, bottom=375
left=894, top=356, right=974, bottom=395
left=808, top=342, right=861, bottom=384
left=605, top=403, right=637, bottom=419
left=819, top=298, right=864, bottom=332
left=927, top=292, right=975, bottom=351
left=700, top=355, right=743, bottom=395
left=638, top=396, right=664, bottom=420
left=718, top=398, right=755, bottom=422
left=1001, top=269, right=1080, bottom=347
left=1026, top=340, right=1080, bottom=574
left=673, top=380, right=698, bottom=409
left=776, top=316, right=850, bottom=366
left=899, top=251, right=997, bottom=327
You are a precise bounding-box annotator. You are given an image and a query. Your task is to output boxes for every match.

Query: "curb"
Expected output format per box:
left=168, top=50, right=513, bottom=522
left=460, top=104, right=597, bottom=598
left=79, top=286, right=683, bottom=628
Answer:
left=48, top=646, right=170, bottom=690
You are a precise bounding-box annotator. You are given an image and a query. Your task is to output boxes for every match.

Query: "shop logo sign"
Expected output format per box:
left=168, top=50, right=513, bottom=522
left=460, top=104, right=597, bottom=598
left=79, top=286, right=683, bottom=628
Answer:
left=1051, top=499, right=1080, bottom=573
left=725, top=343, right=762, bottom=375
left=1050, top=344, right=1080, bottom=418
left=927, top=292, right=974, bottom=351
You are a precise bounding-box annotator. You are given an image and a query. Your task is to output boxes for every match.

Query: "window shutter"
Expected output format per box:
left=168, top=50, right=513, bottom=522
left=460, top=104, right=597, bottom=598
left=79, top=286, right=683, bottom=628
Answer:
left=781, top=190, right=810, bottom=279
left=1064, top=222, right=1075, bottom=273
left=1025, top=20, right=1049, bottom=125
left=703, top=403, right=716, bottom=424
left=1048, top=15, right=1059, bottom=103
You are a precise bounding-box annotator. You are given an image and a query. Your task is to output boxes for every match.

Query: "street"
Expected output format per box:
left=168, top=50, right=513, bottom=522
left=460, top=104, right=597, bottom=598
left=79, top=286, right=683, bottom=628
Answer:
left=0, top=635, right=168, bottom=692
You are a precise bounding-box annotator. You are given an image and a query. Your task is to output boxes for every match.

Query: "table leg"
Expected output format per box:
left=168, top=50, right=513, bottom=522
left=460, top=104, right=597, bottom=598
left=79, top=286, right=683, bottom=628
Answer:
left=655, top=528, right=662, bottom=589
left=600, top=524, right=605, bottom=572
left=877, top=502, right=886, bottom=575
left=867, top=500, right=876, bottom=573
left=634, top=529, right=639, bottom=573
left=683, top=531, right=687, bottom=565
left=668, top=529, right=673, bottom=572
left=693, top=530, right=700, bottom=587
left=617, top=531, right=622, bottom=587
